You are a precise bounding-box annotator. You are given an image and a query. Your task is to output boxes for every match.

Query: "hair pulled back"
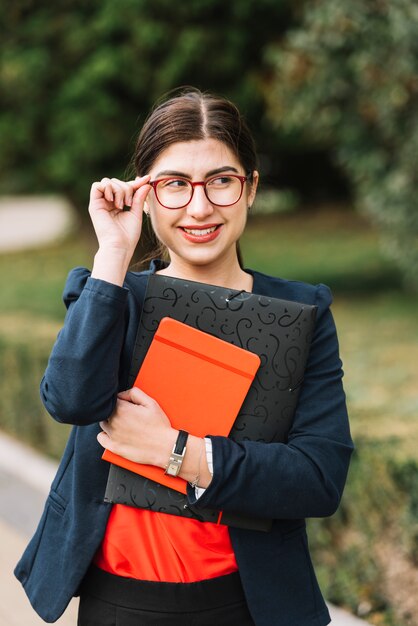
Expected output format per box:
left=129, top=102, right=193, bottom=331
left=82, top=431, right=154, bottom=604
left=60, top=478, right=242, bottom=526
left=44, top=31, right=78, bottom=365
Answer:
left=133, top=89, right=258, bottom=177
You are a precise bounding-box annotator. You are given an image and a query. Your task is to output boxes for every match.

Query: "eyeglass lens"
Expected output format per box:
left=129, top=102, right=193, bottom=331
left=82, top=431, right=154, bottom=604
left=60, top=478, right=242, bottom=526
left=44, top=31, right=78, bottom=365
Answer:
left=155, top=176, right=244, bottom=208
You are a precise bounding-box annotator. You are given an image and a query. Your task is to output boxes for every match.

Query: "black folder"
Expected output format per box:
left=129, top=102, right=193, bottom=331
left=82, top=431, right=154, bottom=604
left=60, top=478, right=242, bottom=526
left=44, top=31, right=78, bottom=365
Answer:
left=104, top=274, right=317, bottom=531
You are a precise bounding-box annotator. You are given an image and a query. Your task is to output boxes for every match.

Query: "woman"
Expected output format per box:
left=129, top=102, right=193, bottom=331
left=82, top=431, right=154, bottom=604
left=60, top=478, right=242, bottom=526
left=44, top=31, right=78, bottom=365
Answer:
left=15, top=89, right=353, bottom=626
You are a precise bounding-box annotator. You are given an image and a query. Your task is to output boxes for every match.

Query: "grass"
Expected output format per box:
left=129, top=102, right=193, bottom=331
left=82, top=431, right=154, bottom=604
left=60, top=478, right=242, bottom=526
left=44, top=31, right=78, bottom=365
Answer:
left=334, top=295, right=418, bottom=457
left=0, top=235, right=94, bottom=320
left=242, top=208, right=403, bottom=293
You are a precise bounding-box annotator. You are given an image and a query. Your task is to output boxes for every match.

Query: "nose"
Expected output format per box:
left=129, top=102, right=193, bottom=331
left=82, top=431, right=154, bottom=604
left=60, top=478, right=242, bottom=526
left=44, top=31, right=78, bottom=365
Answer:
left=186, top=184, right=214, bottom=220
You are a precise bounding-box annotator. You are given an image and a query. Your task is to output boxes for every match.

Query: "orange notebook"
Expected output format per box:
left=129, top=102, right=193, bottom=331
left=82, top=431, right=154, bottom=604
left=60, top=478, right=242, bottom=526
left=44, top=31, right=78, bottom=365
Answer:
left=102, top=317, right=260, bottom=493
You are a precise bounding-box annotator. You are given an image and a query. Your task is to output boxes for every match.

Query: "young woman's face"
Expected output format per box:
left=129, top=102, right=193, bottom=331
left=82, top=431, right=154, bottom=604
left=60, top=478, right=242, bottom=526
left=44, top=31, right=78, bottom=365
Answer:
left=146, top=138, right=258, bottom=270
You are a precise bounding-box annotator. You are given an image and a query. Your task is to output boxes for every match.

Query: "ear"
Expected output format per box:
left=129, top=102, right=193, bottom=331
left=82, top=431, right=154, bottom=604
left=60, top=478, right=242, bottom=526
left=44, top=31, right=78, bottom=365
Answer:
left=247, top=170, right=259, bottom=209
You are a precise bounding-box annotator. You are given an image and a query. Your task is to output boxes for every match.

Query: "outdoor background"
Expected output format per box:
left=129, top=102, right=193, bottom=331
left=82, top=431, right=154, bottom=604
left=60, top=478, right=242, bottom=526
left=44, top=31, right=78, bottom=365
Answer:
left=1, top=2, right=418, bottom=625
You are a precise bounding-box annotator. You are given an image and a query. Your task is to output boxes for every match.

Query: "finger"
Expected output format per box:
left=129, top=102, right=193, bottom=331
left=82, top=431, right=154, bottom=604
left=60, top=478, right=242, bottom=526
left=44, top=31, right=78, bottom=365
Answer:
left=91, top=175, right=150, bottom=205
left=130, top=184, right=151, bottom=219
left=97, top=430, right=114, bottom=450
left=96, top=178, right=115, bottom=204
left=123, top=175, right=151, bottom=190
left=90, top=178, right=111, bottom=202
left=126, top=174, right=151, bottom=206
left=96, top=179, right=124, bottom=208
left=104, top=182, right=115, bottom=204
left=111, top=178, right=137, bottom=209
left=109, top=180, right=126, bottom=209
left=128, top=174, right=151, bottom=187
left=117, top=386, right=154, bottom=406
left=124, top=186, right=133, bottom=208
left=99, top=420, right=112, bottom=435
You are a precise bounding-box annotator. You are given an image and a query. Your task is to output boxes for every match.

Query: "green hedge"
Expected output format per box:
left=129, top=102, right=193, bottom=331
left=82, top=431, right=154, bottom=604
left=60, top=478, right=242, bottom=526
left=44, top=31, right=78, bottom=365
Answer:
left=309, top=439, right=418, bottom=626
left=0, top=314, right=71, bottom=459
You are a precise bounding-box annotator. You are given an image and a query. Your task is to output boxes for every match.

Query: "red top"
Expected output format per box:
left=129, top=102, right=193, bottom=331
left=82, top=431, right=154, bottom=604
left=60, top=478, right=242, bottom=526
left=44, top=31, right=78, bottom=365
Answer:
left=94, top=504, right=238, bottom=582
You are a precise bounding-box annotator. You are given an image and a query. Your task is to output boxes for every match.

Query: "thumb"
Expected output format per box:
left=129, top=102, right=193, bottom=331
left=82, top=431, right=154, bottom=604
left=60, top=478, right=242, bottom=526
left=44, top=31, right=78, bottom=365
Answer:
left=130, top=181, right=151, bottom=220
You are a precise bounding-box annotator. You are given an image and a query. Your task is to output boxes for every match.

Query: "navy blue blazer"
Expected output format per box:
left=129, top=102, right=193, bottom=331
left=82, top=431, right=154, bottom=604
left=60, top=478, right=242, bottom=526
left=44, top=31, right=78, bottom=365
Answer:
left=15, top=261, right=353, bottom=625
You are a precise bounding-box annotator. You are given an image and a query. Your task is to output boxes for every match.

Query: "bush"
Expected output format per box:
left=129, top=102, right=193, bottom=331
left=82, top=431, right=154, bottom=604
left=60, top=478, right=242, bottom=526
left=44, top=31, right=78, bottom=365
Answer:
left=0, top=0, right=292, bottom=211
left=251, top=188, right=299, bottom=215
left=265, top=0, right=418, bottom=289
left=0, top=314, right=71, bottom=458
left=310, top=439, right=418, bottom=625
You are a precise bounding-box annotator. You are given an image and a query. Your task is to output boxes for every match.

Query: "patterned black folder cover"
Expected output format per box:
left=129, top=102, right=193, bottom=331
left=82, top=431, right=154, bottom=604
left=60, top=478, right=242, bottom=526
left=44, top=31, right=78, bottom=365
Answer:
left=104, top=274, right=317, bottom=531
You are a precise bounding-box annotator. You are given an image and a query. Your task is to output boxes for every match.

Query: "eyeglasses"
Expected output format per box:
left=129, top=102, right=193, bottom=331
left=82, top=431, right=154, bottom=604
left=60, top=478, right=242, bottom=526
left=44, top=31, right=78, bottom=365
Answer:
left=149, top=174, right=249, bottom=209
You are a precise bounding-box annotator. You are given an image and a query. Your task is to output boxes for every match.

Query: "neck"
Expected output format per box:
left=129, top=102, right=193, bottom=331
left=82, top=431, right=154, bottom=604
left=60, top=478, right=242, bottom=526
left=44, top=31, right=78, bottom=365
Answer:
left=157, top=252, right=252, bottom=292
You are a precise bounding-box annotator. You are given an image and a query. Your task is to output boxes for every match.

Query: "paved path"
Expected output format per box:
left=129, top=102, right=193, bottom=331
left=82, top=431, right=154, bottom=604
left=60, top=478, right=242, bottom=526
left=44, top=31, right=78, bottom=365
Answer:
left=0, top=430, right=369, bottom=625
left=0, top=433, right=79, bottom=625
left=0, top=195, right=76, bottom=253
left=0, top=519, right=79, bottom=626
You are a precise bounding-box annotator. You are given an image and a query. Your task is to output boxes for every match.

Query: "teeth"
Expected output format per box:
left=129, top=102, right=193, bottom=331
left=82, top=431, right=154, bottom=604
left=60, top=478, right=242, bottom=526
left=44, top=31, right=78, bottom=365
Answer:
left=183, top=226, right=217, bottom=236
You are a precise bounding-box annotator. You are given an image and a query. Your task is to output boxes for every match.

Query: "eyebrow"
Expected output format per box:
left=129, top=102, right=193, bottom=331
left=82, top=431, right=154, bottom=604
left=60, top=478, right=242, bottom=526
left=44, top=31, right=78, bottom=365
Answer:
left=154, top=166, right=240, bottom=179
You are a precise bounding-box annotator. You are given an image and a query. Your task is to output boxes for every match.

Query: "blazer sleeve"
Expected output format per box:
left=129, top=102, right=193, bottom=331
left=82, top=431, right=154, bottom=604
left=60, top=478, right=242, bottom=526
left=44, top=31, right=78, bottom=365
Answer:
left=187, top=284, right=354, bottom=520
left=40, top=268, right=130, bottom=425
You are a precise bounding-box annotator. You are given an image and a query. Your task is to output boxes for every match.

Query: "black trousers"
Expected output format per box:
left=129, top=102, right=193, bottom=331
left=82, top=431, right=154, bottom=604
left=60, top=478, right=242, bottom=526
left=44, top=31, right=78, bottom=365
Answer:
left=77, top=566, right=256, bottom=626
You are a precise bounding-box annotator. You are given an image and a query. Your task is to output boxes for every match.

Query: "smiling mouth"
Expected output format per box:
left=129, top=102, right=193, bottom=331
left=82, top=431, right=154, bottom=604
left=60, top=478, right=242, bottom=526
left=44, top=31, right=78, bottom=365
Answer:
left=181, top=225, right=220, bottom=236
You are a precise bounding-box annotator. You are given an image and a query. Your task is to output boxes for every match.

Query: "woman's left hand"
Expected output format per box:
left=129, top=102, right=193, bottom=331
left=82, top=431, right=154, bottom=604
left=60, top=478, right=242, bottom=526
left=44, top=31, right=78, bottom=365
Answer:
left=97, top=388, right=177, bottom=468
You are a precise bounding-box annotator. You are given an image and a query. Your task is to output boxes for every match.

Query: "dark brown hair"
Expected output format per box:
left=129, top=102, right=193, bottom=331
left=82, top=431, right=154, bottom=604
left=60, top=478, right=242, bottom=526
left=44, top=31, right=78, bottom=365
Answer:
left=131, top=88, right=258, bottom=264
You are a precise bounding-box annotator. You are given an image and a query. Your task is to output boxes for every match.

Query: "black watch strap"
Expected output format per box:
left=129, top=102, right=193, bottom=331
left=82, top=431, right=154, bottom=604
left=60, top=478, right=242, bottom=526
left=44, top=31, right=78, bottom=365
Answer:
left=165, top=430, right=189, bottom=477
left=174, top=430, right=189, bottom=454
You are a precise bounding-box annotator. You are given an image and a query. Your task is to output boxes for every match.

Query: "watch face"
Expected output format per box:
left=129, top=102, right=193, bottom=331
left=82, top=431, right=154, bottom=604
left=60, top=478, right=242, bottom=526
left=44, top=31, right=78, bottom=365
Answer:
left=166, top=454, right=183, bottom=476
left=165, top=440, right=187, bottom=477
left=166, top=461, right=180, bottom=476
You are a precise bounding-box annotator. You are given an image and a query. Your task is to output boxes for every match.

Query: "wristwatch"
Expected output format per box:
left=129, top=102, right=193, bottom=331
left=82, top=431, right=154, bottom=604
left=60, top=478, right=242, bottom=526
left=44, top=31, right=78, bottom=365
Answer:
left=165, top=430, right=189, bottom=477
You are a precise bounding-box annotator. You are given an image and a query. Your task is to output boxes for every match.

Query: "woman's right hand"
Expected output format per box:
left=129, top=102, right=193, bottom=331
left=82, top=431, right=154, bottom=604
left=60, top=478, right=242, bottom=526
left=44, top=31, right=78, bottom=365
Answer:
left=89, top=175, right=151, bottom=254
left=89, top=175, right=151, bottom=286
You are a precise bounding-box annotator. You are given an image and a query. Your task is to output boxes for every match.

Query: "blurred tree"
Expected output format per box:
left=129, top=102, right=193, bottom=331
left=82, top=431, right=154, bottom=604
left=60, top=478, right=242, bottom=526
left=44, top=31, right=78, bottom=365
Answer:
left=265, top=0, right=418, bottom=289
left=0, top=0, right=292, bottom=214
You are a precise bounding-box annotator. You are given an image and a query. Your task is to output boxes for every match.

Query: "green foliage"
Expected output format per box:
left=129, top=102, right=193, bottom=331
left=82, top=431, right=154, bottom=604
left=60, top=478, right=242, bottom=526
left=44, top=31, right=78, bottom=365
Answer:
left=390, top=459, right=418, bottom=565
left=309, top=440, right=417, bottom=625
left=0, top=235, right=95, bottom=320
left=0, top=236, right=94, bottom=457
left=251, top=188, right=299, bottom=215
left=0, top=0, right=291, bottom=209
left=0, top=316, right=72, bottom=458
left=242, top=211, right=402, bottom=293
left=265, top=0, right=418, bottom=289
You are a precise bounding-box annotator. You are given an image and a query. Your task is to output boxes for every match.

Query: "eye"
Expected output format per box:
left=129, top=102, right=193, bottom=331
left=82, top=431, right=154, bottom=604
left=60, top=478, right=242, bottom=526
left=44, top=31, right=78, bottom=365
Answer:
left=160, top=178, right=189, bottom=189
left=169, top=179, right=188, bottom=188
left=207, top=176, right=234, bottom=187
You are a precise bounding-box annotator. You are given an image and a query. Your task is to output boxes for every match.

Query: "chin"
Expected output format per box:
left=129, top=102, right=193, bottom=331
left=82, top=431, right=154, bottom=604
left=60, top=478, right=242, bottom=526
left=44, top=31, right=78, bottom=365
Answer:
left=173, top=245, right=231, bottom=269
left=184, top=252, right=220, bottom=267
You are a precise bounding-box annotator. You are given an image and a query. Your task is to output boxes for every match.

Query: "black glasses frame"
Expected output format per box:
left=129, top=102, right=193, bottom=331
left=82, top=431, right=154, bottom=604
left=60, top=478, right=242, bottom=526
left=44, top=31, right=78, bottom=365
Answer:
left=149, top=174, right=249, bottom=209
